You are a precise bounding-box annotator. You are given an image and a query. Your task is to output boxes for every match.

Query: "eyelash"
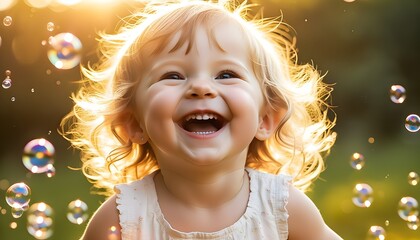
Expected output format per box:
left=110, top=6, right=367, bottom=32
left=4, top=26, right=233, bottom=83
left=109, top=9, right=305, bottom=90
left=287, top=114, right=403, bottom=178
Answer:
left=159, top=70, right=241, bottom=81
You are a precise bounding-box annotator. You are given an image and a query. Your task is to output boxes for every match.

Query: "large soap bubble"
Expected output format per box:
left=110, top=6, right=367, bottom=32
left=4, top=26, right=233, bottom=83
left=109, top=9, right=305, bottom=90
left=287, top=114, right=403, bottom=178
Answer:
left=22, top=138, right=55, bottom=173
left=47, top=32, right=82, bottom=69
left=6, top=182, right=31, bottom=209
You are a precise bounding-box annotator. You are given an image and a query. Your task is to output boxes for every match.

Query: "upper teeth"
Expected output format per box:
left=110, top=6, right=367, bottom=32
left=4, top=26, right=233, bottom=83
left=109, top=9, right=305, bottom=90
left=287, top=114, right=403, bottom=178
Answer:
left=185, top=113, right=218, bottom=121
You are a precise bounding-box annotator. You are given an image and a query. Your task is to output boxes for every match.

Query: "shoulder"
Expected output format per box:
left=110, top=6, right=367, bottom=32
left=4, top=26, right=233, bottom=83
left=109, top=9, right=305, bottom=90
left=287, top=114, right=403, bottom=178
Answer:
left=286, top=185, right=342, bottom=240
left=80, top=195, right=121, bottom=240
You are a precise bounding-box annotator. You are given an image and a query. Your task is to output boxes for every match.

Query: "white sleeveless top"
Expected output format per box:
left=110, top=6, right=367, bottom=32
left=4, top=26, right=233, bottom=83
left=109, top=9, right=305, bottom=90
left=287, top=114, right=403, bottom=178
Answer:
left=115, top=168, right=291, bottom=240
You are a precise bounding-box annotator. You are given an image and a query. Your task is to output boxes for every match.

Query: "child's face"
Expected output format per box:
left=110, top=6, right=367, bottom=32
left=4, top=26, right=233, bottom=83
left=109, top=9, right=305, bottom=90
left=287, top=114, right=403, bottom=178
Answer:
left=133, top=20, right=268, bottom=169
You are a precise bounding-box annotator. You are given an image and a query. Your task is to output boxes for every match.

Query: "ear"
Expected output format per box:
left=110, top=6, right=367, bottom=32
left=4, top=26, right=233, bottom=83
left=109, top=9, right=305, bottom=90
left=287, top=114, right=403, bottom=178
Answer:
left=125, top=114, right=149, bottom=145
left=255, top=106, right=287, bottom=141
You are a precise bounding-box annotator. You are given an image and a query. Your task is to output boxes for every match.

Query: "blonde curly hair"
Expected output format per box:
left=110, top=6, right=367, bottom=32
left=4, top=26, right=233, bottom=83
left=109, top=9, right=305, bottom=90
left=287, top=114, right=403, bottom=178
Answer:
left=61, top=0, right=336, bottom=196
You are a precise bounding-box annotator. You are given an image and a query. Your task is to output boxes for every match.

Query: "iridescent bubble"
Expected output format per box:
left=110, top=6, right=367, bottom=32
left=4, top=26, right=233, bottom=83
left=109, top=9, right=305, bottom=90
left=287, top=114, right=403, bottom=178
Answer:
left=3, top=16, right=12, bottom=26
left=45, top=164, right=55, bottom=178
left=389, top=85, right=406, bottom=104
left=108, top=226, right=120, bottom=240
left=47, top=32, right=82, bottom=69
left=6, top=182, right=31, bottom=209
left=352, top=183, right=373, bottom=208
left=2, top=77, right=12, bottom=89
left=11, top=207, right=24, bottom=218
left=67, top=199, right=88, bottom=225
left=398, top=197, right=418, bottom=221
left=408, top=172, right=419, bottom=186
left=46, top=22, right=54, bottom=32
left=350, top=152, right=365, bottom=170
left=367, top=226, right=386, bottom=240
left=27, top=202, right=53, bottom=240
left=22, top=138, right=55, bottom=173
left=405, top=114, right=420, bottom=133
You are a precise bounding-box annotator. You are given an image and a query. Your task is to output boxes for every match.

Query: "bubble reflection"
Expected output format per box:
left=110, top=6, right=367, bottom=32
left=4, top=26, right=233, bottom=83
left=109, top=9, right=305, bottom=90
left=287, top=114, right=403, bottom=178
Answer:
left=47, top=32, right=82, bottom=69
left=389, top=85, right=406, bottom=104
left=352, top=183, right=373, bottom=208
left=67, top=199, right=88, bottom=225
left=367, top=226, right=386, bottom=240
left=22, top=138, right=55, bottom=174
left=405, top=114, right=420, bottom=132
left=6, top=182, right=31, bottom=209
left=398, top=196, right=418, bottom=221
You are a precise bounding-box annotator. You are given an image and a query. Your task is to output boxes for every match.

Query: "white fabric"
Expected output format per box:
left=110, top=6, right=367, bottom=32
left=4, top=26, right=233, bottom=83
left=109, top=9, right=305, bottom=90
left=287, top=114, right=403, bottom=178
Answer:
left=115, top=168, right=292, bottom=240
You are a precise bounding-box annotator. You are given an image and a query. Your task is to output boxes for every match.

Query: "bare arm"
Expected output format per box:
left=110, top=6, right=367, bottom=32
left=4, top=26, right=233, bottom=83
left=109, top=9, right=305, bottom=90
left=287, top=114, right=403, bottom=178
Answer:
left=287, top=185, right=342, bottom=240
left=80, top=195, right=121, bottom=240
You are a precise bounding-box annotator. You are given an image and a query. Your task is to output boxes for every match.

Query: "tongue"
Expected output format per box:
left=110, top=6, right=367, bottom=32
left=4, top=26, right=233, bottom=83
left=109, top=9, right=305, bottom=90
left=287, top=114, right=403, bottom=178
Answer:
left=184, top=121, right=218, bottom=133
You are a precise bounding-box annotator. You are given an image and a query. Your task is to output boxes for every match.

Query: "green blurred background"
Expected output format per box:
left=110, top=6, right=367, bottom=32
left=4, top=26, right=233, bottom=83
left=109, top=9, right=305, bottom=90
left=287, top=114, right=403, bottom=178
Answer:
left=0, top=0, right=419, bottom=239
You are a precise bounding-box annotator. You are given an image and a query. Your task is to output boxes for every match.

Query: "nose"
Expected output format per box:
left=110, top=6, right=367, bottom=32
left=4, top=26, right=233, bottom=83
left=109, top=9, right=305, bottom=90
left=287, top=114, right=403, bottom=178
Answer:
left=185, top=78, right=217, bottom=99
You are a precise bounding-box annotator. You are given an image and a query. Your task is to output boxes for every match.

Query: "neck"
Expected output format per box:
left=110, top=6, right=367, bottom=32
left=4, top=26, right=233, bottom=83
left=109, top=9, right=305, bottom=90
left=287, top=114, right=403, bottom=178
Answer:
left=155, top=167, right=248, bottom=209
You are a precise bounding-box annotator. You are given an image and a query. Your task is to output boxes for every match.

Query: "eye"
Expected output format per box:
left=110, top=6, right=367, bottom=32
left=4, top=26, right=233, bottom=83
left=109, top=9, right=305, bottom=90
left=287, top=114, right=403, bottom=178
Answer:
left=215, top=70, right=240, bottom=80
left=160, top=72, right=184, bottom=80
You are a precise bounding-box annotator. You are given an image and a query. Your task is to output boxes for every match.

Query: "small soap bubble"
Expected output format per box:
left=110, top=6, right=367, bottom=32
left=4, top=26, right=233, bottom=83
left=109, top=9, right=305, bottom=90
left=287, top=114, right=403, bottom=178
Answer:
left=45, top=165, right=55, bottom=178
left=47, top=32, right=82, bottom=69
left=108, top=226, right=120, bottom=240
left=11, top=207, right=24, bottom=218
left=27, top=202, right=54, bottom=239
left=350, top=153, right=365, bottom=170
left=405, top=114, right=420, bottom=132
left=350, top=152, right=365, bottom=170
left=2, top=77, right=12, bottom=89
left=367, top=226, right=386, bottom=240
left=384, top=220, right=389, bottom=226
left=46, top=69, right=51, bottom=75
left=22, top=138, right=55, bottom=174
left=46, top=22, right=55, bottom=32
left=31, top=88, right=35, bottom=93
left=408, top=172, right=419, bottom=186
left=389, top=85, right=406, bottom=104
left=11, top=96, right=15, bottom=102
left=6, top=182, right=31, bottom=209
left=368, top=137, right=375, bottom=144
left=398, top=196, right=418, bottom=221
left=1, top=208, right=7, bottom=214
left=5, top=70, right=12, bottom=76
left=3, top=16, right=12, bottom=26
left=67, top=199, right=89, bottom=225
left=41, top=40, right=47, bottom=46
left=352, top=183, right=373, bottom=208
left=407, top=215, right=419, bottom=230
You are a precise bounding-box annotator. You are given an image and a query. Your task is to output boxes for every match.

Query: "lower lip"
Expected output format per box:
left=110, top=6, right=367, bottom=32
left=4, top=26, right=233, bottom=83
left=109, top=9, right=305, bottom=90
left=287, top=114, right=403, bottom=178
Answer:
left=177, top=124, right=226, bottom=139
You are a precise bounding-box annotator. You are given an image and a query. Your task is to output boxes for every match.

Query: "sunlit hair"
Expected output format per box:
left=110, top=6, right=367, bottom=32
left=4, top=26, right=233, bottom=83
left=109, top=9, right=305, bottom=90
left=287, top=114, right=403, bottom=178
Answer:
left=61, top=0, right=336, bottom=196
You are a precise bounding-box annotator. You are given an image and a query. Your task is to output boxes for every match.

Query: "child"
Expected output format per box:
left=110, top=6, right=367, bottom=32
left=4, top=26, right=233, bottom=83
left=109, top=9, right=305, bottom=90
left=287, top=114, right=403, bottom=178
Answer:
left=61, top=0, right=341, bottom=239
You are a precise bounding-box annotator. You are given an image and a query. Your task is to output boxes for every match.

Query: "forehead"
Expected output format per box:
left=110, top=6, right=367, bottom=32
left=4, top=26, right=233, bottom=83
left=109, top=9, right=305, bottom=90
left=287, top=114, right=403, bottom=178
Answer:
left=139, top=14, right=250, bottom=61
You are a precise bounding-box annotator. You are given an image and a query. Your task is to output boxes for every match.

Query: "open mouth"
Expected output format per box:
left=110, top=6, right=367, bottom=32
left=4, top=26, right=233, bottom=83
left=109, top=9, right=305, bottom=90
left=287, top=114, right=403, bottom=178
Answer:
left=179, top=112, right=226, bottom=135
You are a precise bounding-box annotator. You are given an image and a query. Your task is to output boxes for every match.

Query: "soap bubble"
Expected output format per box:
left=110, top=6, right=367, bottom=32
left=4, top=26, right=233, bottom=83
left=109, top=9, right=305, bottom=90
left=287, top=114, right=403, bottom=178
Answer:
left=367, top=226, right=386, bottom=240
left=47, top=32, right=82, bottom=69
left=5, top=69, right=11, bottom=76
left=350, top=152, right=365, bottom=170
left=398, top=196, right=418, bottom=221
left=352, top=183, right=373, bottom=208
left=389, top=85, right=406, bottom=104
left=11, top=207, right=24, bottom=218
left=22, top=138, right=55, bottom=173
left=2, top=77, right=12, bottom=89
left=407, top=215, right=419, bottom=230
left=11, top=96, right=15, bottom=102
left=3, top=16, right=12, bottom=26
left=405, top=114, right=420, bottom=132
left=67, top=199, right=88, bottom=225
left=46, top=22, right=55, bottom=32
left=408, top=172, right=419, bottom=186
left=27, top=202, right=53, bottom=239
left=6, top=182, right=31, bottom=209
